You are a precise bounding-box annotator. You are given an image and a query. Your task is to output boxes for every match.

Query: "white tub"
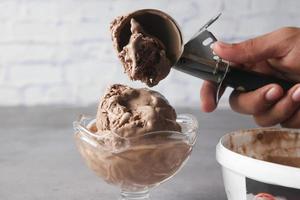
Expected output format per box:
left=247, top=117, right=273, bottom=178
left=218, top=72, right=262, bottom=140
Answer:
left=216, top=128, right=300, bottom=200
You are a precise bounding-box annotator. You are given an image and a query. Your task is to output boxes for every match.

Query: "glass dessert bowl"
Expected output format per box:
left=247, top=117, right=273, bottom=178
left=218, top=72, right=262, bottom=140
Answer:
left=73, top=114, right=198, bottom=200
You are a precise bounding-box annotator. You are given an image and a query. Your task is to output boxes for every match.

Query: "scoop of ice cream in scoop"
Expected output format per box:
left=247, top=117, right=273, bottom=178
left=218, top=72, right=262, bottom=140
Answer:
left=111, top=17, right=172, bottom=87
left=96, top=84, right=181, bottom=138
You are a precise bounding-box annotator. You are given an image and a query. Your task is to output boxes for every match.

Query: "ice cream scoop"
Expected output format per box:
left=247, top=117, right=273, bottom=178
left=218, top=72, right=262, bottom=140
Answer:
left=112, top=18, right=171, bottom=86
left=111, top=9, right=296, bottom=102
left=110, top=9, right=182, bottom=86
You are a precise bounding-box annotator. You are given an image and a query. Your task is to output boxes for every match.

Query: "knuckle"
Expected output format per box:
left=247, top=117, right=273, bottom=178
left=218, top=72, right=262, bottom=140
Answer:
left=280, top=121, right=300, bottom=128
left=290, top=83, right=300, bottom=92
left=251, top=102, right=266, bottom=115
left=253, top=115, right=276, bottom=127
left=281, top=114, right=300, bottom=129
left=278, top=108, right=291, bottom=119
left=278, top=27, right=298, bottom=35
left=229, top=90, right=268, bottom=114
left=281, top=59, right=296, bottom=70
left=276, top=101, right=295, bottom=117
left=242, top=39, right=256, bottom=61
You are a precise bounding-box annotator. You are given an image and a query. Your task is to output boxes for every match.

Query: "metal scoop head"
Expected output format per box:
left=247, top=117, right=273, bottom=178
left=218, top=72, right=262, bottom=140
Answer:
left=111, top=9, right=184, bottom=66
left=173, top=13, right=226, bottom=84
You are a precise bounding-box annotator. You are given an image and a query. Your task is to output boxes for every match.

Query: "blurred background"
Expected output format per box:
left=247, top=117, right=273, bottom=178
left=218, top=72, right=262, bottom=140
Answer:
left=0, top=0, right=299, bottom=107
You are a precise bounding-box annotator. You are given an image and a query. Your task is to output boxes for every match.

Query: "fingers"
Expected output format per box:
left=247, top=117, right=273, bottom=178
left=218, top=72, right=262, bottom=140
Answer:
left=213, top=27, right=296, bottom=64
left=230, top=83, right=300, bottom=128
left=200, top=81, right=217, bottom=112
left=229, top=84, right=284, bottom=114
left=253, top=84, right=300, bottom=127
left=281, top=109, right=300, bottom=128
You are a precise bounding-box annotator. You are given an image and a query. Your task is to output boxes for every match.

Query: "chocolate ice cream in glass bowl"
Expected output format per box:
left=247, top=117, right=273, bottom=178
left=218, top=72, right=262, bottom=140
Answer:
left=73, top=84, right=198, bottom=200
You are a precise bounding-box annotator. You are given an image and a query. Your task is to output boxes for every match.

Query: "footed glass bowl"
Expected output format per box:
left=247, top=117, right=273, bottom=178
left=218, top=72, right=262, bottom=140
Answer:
left=73, top=114, right=198, bottom=200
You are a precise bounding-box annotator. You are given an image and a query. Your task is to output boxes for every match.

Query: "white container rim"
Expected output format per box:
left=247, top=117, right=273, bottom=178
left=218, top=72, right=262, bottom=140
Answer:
left=216, top=128, right=300, bottom=189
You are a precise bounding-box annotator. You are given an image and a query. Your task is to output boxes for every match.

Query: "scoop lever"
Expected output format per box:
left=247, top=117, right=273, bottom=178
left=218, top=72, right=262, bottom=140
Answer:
left=174, top=13, right=296, bottom=103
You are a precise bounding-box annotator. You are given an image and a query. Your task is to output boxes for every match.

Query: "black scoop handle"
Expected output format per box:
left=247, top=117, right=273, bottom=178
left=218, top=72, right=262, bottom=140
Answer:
left=223, top=67, right=296, bottom=91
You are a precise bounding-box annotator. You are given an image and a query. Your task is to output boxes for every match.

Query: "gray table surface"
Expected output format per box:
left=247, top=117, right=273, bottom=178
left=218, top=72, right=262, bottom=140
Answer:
left=0, top=106, right=258, bottom=200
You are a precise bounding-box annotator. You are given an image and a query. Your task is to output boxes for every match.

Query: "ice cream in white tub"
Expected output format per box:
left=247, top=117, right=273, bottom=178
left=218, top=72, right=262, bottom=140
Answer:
left=216, top=128, right=300, bottom=200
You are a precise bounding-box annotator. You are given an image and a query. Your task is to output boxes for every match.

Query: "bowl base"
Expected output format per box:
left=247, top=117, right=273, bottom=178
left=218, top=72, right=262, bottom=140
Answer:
left=120, top=189, right=150, bottom=200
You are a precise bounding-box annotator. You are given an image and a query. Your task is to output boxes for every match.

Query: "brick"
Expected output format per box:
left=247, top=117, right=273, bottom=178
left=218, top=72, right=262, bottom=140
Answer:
left=76, top=84, right=104, bottom=106
left=44, top=84, right=76, bottom=104
left=249, top=0, right=281, bottom=13
left=275, top=0, right=300, bottom=14
left=158, top=70, right=200, bottom=106
left=110, top=0, right=165, bottom=16
left=235, top=14, right=296, bottom=39
left=9, top=65, right=62, bottom=87
left=20, top=1, right=61, bottom=22
left=62, top=1, right=112, bottom=23
left=223, top=0, right=252, bottom=14
left=0, top=22, right=15, bottom=42
left=0, top=21, right=62, bottom=43
left=60, top=21, right=105, bottom=43
left=63, top=60, right=121, bottom=86
left=0, top=66, right=5, bottom=84
left=72, top=41, right=116, bottom=62
left=0, top=21, right=105, bottom=44
left=22, top=85, right=47, bottom=105
left=0, top=87, right=21, bottom=106
left=73, top=74, right=133, bottom=106
left=0, top=42, right=114, bottom=67
left=22, top=84, right=76, bottom=105
left=0, top=43, right=58, bottom=64
left=210, top=16, right=240, bottom=42
left=0, top=1, right=23, bottom=21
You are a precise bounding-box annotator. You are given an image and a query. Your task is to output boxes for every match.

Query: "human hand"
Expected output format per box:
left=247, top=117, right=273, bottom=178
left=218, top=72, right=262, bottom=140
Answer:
left=200, top=27, right=300, bottom=128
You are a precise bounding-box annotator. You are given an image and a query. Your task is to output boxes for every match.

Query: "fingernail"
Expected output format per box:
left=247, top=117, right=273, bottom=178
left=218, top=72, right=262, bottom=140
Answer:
left=292, top=87, right=300, bottom=102
left=265, top=87, right=280, bottom=101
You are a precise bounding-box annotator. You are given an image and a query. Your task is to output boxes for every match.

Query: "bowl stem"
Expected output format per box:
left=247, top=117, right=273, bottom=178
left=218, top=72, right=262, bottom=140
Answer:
left=120, top=189, right=150, bottom=200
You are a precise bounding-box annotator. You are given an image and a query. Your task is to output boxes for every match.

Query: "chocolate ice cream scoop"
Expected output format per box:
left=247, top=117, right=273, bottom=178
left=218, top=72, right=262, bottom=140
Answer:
left=118, top=19, right=171, bottom=86
left=110, top=9, right=182, bottom=87
left=96, top=84, right=181, bottom=138
left=74, top=84, right=198, bottom=192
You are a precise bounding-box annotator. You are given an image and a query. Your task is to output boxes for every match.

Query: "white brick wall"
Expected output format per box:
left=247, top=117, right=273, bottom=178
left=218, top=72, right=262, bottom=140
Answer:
left=0, top=0, right=300, bottom=107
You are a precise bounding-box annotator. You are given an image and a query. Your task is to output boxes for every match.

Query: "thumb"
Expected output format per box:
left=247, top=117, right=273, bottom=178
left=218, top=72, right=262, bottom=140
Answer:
left=213, top=28, right=292, bottom=63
